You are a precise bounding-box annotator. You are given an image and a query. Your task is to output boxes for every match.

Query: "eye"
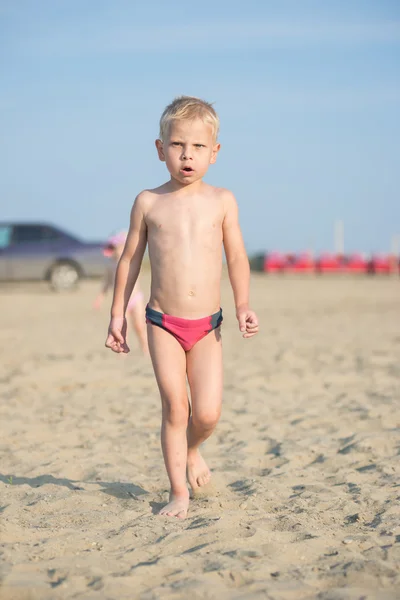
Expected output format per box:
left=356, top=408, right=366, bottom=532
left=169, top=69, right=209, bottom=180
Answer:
left=194, top=144, right=205, bottom=148
left=171, top=141, right=182, bottom=147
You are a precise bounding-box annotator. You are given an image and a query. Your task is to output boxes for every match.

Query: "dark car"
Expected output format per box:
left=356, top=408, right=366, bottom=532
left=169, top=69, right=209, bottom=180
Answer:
left=0, top=222, right=108, bottom=291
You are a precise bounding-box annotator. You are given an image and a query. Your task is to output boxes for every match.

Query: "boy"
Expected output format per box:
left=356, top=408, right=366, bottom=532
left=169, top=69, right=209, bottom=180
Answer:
left=105, top=96, right=259, bottom=519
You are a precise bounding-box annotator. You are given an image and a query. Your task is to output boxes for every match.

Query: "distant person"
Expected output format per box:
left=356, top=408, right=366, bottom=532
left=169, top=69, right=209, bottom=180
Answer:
left=105, top=96, right=259, bottom=519
left=94, top=231, right=148, bottom=355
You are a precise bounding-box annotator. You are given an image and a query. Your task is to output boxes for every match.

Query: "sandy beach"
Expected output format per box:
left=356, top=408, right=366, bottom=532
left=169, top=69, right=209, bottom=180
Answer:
left=0, top=274, right=399, bottom=600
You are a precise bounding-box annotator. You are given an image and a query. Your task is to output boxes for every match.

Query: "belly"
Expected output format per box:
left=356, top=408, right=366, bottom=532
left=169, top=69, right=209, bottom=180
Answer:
left=148, top=244, right=223, bottom=318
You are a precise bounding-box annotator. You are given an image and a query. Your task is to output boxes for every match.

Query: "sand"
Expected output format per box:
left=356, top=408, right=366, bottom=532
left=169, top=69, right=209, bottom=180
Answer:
left=0, top=274, right=399, bottom=600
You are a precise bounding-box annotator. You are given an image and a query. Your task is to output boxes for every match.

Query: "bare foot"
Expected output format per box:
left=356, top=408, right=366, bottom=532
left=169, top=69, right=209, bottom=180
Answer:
left=159, top=491, right=189, bottom=519
left=187, top=449, right=211, bottom=491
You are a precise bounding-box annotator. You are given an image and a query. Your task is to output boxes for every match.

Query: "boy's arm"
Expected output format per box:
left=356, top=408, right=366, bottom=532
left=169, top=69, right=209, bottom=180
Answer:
left=111, top=194, right=147, bottom=317
left=222, top=191, right=259, bottom=338
left=106, top=194, right=147, bottom=352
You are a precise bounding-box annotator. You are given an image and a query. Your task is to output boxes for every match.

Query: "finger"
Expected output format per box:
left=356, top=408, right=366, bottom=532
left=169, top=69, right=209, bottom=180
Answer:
left=106, top=336, right=120, bottom=350
left=238, top=314, right=247, bottom=332
left=111, top=329, right=125, bottom=344
left=246, top=315, right=258, bottom=326
left=246, top=323, right=259, bottom=329
left=106, top=336, right=123, bottom=353
left=243, top=332, right=258, bottom=338
left=105, top=335, right=115, bottom=348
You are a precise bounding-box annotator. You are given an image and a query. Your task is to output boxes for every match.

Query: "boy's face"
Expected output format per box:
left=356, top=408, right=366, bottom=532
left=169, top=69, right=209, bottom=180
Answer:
left=155, top=119, right=220, bottom=186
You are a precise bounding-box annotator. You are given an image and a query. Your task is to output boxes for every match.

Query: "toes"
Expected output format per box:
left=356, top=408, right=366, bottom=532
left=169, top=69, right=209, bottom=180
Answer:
left=197, top=472, right=211, bottom=487
left=189, top=478, right=199, bottom=490
left=166, top=510, right=186, bottom=518
left=159, top=504, right=188, bottom=518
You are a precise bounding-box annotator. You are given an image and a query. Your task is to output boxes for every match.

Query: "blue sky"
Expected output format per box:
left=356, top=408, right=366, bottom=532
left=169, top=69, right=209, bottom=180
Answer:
left=1, top=0, right=399, bottom=254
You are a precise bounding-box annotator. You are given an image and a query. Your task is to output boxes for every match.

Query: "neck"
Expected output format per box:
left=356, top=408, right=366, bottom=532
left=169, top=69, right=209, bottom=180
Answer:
left=167, top=176, right=204, bottom=194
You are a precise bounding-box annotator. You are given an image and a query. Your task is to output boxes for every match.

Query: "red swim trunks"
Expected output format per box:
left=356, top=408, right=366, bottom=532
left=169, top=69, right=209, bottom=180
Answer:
left=145, top=305, right=223, bottom=351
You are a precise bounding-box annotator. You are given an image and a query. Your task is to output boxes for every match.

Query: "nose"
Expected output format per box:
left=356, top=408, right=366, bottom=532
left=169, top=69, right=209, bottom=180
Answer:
left=181, top=145, right=193, bottom=160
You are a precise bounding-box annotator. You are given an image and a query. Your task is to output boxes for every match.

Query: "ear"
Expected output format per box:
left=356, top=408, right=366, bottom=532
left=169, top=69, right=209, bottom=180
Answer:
left=210, top=142, right=221, bottom=165
left=155, top=139, right=165, bottom=162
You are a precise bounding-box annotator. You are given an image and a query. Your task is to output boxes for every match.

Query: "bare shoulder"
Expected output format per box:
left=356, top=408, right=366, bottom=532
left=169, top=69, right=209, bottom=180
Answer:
left=210, top=186, right=237, bottom=215
left=203, top=184, right=236, bottom=206
left=132, top=189, right=154, bottom=214
left=134, top=183, right=173, bottom=211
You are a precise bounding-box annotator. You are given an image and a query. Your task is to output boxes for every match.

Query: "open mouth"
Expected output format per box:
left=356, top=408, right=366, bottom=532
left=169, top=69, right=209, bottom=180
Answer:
left=181, top=167, right=194, bottom=173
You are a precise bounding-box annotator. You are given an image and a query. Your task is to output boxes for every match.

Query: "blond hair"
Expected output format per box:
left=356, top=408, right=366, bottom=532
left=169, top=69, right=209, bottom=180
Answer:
left=159, top=96, right=220, bottom=142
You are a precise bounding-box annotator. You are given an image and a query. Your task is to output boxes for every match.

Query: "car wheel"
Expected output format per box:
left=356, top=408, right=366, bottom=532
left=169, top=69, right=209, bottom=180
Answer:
left=49, top=262, right=80, bottom=291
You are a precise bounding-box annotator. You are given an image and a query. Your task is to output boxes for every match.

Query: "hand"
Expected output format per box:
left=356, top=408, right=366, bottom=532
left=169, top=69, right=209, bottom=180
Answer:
left=236, top=305, right=259, bottom=339
left=105, top=316, right=130, bottom=353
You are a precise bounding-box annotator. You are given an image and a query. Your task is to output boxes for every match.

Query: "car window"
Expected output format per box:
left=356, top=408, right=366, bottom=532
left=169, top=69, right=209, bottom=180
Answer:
left=42, top=226, right=63, bottom=240
left=0, top=226, right=12, bottom=249
left=12, top=225, right=62, bottom=244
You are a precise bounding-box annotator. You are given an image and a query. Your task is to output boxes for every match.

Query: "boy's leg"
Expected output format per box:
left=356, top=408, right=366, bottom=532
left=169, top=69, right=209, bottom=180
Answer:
left=186, top=328, right=223, bottom=491
left=147, top=323, right=190, bottom=518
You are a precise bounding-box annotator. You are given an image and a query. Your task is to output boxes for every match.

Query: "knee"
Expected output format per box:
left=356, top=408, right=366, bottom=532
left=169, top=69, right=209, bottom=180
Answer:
left=162, top=399, right=189, bottom=428
left=192, top=409, right=220, bottom=432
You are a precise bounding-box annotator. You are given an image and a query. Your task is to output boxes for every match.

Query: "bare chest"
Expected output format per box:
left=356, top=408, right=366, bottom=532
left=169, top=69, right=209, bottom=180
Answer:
left=146, top=203, right=223, bottom=245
